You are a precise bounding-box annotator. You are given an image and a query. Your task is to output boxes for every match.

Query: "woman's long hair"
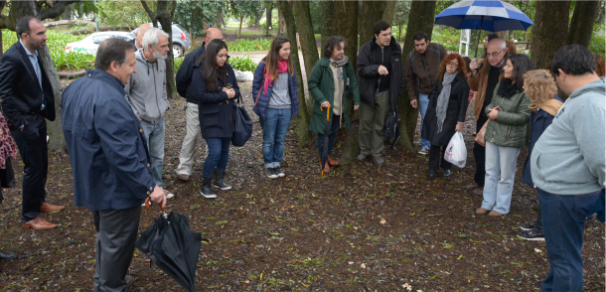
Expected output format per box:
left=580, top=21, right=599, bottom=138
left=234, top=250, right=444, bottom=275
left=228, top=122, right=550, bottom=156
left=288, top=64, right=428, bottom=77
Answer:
left=197, top=39, right=229, bottom=92
left=505, top=54, right=535, bottom=92
left=436, top=53, right=467, bottom=83
left=265, top=36, right=294, bottom=81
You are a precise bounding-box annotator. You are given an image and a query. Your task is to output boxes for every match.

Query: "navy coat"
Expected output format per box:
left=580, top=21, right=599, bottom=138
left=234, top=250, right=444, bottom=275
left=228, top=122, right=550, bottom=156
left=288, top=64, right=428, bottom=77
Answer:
left=522, top=95, right=563, bottom=187
left=62, top=69, right=156, bottom=211
left=251, top=60, right=299, bottom=120
left=175, top=43, right=205, bottom=104
left=192, top=62, right=241, bottom=139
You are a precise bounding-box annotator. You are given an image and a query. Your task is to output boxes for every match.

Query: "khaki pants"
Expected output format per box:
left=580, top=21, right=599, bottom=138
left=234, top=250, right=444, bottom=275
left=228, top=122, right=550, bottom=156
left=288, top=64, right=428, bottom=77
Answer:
left=176, top=103, right=204, bottom=176
left=359, top=91, right=390, bottom=157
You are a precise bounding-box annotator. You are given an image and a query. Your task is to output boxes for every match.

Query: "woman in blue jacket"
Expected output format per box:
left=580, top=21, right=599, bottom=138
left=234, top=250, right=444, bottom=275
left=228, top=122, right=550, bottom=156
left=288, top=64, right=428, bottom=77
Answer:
left=252, top=36, right=299, bottom=179
left=517, top=69, right=563, bottom=241
left=192, top=39, right=240, bottom=199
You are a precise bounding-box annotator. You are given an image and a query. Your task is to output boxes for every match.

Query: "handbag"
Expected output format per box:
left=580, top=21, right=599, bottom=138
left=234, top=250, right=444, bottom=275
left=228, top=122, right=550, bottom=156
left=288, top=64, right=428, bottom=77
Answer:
left=475, top=121, right=489, bottom=147
left=232, top=96, right=252, bottom=147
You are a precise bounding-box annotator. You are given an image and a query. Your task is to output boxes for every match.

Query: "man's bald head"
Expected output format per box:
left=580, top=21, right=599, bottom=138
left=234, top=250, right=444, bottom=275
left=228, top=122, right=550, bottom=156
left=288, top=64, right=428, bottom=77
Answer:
left=136, top=23, right=152, bottom=49
left=204, top=28, right=223, bottom=48
left=486, top=38, right=507, bottom=67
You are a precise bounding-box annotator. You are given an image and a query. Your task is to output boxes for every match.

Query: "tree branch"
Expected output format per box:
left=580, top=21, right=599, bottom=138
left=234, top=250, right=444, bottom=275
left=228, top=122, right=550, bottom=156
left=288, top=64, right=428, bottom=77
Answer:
left=140, top=0, right=157, bottom=23
left=38, top=0, right=79, bottom=21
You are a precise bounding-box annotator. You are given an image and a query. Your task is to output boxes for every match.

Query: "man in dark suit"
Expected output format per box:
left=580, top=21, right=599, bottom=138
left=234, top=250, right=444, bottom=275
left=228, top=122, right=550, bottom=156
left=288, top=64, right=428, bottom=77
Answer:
left=0, top=16, right=63, bottom=230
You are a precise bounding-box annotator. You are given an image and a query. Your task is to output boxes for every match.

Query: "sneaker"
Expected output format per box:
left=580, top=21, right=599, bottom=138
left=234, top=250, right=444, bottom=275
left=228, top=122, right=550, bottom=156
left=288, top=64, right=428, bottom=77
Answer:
left=517, top=229, right=545, bottom=241
left=442, top=169, right=451, bottom=177
left=519, top=221, right=535, bottom=231
left=200, top=177, right=217, bottom=199
left=372, top=155, right=385, bottom=166
left=213, top=169, right=232, bottom=190
left=266, top=168, right=278, bottom=179
left=418, top=147, right=429, bottom=155
left=275, top=167, right=285, bottom=178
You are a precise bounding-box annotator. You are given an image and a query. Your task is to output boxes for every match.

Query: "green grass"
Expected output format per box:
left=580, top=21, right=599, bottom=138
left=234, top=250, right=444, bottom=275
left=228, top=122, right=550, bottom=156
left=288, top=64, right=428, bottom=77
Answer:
left=227, top=38, right=272, bottom=52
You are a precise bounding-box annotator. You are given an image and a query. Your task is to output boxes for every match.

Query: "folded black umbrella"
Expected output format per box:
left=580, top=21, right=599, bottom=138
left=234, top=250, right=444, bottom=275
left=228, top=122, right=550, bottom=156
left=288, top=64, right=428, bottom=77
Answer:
left=136, top=199, right=202, bottom=292
left=319, top=106, right=331, bottom=176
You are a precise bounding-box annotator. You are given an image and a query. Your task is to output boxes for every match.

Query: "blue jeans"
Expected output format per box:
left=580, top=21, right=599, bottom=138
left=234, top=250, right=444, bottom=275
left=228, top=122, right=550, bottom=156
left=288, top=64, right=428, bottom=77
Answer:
left=317, top=115, right=340, bottom=156
left=140, top=117, right=165, bottom=187
left=419, top=93, right=430, bottom=149
left=539, top=189, right=602, bottom=292
left=260, top=108, right=291, bottom=168
left=203, top=137, right=231, bottom=178
left=481, top=141, right=521, bottom=214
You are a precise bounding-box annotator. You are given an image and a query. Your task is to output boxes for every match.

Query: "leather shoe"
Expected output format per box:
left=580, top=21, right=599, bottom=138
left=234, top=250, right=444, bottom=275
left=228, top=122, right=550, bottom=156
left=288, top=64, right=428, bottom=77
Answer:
left=22, top=216, right=57, bottom=230
left=125, top=275, right=134, bottom=286
left=472, top=188, right=484, bottom=196
left=177, top=174, right=190, bottom=181
left=428, top=170, right=436, bottom=178
left=319, top=159, right=330, bottom=174
left=357, top=153, right=368, bottom=161
left=327, top=155, right=339, bottom=166
left=488, top=210, right=503, bottom=217
left=40, top=202, right=64, bottom=213
left=465, top=182, right=479, bottom=190
left=372, top=156, right=385, bottom=166
left=475, top=207, right=489, bottom=215
left=0, top=249, right=16, bottom=261
left=443, top=169, right=451, bottom=177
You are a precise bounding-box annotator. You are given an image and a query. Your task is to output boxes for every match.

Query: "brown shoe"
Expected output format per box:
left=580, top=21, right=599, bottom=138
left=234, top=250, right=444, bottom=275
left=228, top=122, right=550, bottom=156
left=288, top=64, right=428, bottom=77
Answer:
left=319, top=159, right=330, bottom=174
left=327, top=155, right=339, bottom=166
left=475, top=207, right=489, bottom=215
left=472, top=188, right=484, bottom=196
left=177, top=174, right=190, bottom=181
left=488, top=210, right=503, bottom=217
left=22, top=216, right=57, bottom=230
left=40, top=202, right=64, bottom=213
left=125, top=275, right=134, bottom=286
left=465, top=182, right=479, bottom=190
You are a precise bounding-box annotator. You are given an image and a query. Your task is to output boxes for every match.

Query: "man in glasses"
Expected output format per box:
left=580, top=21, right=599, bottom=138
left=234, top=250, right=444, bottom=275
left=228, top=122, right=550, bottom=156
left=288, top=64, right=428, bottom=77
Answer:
left=467, top=38, right=509, bottom=196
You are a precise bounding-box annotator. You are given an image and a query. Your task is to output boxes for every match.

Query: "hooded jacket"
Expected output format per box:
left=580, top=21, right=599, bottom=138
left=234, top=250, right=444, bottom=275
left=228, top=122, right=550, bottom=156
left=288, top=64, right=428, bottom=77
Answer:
left=125, top=50, right=169, bottom=122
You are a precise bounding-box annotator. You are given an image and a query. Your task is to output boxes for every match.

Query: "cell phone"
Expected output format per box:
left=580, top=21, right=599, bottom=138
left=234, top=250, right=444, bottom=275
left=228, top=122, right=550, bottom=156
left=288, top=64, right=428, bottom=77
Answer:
left=225, top=83, right=233, bottom=89
left=494, top=106, right=502, bottom=111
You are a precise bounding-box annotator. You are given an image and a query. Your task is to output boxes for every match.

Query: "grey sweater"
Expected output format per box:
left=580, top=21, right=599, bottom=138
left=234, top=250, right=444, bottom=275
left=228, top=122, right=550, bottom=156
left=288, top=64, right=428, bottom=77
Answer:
left=531, top=78, right=605, bottom=195
left=125, top=51, right=169, bottom=122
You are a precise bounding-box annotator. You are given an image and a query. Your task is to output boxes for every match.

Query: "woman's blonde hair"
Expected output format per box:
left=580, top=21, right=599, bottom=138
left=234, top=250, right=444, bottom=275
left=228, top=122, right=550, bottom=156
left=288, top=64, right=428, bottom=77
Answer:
left=523, top=69, right=558, bottom=104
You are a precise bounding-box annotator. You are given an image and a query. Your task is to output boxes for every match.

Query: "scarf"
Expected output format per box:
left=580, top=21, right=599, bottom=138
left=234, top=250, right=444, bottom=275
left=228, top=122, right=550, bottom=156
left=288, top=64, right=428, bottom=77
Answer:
left=497, top=79, right=518, bottom=99
left=529, top=98, right=563, bottom=117
left=262, top=59, right=289, bottom=94
left=436, top=71, right=458, bottom=133
left=330, top=55, right=349, bottom=68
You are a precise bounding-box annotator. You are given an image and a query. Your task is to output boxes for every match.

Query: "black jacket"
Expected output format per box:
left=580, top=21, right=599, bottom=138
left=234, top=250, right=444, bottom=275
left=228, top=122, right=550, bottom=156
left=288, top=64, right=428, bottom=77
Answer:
left=421, top=74, right=470, bottom=147
left=176, top=43, right=206, bottom=104
left=192, top=62, right=241, bottom=139
left=357, top=36, right=404, bottom=107
left=128, top=38, right=137, bottom=51
left=0, top=41, right=56, bottom=130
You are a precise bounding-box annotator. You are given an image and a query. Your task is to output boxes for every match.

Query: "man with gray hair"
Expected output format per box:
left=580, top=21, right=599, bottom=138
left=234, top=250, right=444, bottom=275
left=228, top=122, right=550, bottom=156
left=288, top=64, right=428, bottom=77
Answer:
left=125, top=27, right=174, bottom=199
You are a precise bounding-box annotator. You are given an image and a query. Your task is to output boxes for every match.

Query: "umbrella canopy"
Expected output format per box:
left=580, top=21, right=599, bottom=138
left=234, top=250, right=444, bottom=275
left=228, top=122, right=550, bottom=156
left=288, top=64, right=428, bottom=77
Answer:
left=320, top=106, right=331, bottom=176
left=435, top=0, right=534, bottom=32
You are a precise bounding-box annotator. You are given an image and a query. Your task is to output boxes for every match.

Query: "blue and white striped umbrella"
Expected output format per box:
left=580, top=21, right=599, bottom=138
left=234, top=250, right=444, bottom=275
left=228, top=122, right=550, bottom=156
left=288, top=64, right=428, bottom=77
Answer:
left=435, top=0, right=534, bottom=32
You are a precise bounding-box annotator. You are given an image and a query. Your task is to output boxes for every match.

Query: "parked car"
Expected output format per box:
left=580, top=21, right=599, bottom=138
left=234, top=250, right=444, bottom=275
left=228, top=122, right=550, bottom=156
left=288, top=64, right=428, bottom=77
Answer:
left=65, top=31, right=134, bottom=55
left=130, top=23, right=191, bottom=57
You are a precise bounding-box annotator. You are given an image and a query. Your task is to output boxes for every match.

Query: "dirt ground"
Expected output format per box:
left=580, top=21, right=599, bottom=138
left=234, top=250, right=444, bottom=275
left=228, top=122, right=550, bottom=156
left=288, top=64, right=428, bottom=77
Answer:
left=0, top=81, right=604, bottom=292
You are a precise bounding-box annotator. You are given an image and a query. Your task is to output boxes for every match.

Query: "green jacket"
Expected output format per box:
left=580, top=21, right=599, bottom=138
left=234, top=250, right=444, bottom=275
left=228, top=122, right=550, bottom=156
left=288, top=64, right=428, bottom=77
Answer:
left=308, top=57, right=361, bottom=134
left=484, top=83, right=531, bottom=148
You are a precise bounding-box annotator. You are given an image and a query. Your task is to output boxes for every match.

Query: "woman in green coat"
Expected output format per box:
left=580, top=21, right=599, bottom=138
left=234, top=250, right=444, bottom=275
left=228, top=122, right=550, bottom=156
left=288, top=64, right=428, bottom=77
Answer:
left=308, top=36, right=361, bottom=174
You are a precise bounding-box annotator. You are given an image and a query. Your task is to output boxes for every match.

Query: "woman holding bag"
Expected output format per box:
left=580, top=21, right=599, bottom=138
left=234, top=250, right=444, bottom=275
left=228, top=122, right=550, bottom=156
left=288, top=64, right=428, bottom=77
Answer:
left=192, top=39, right=240, bottom=199
left=308, top=36, right=360, bottom=174
left=252, top=36, right=299, bottom=179
left=475, top=54, right=534, bottom=217
left=421, top=53, right=470, bottom=178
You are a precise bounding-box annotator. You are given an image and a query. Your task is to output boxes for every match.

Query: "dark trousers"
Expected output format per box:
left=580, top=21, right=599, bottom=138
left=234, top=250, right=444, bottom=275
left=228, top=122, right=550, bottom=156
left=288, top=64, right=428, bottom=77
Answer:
left=317, top=115, right=341, bottom=156
left=539, top=189, right=601, bottom=292
left=428, top=145, right=452, bottom=172
left=93, top=207, right=141, bottom=292
left=532, top=190, right=543, bottom=233
left=473, top=118, right=487, bottom=186
left=11, top=115, right=48, bottom=223
left=203, top=137, right=231, bottom=178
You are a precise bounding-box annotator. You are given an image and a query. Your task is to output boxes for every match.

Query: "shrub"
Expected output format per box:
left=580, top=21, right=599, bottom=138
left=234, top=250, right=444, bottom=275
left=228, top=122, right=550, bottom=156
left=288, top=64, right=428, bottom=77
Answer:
left=229, top=55, right=256, bottom=72
left=227, top=39, right=272, bottom=52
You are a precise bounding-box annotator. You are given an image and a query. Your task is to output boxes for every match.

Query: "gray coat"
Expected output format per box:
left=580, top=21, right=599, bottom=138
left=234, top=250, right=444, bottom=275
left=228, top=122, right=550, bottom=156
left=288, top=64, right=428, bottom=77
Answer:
left=125, top=50, right=169, bottom=122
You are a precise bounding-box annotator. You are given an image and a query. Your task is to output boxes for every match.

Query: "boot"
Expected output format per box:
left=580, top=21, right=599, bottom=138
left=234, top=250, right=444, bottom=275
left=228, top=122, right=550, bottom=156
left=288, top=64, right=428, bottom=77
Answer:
left=327, top=155, right=339, bottom=166
left=319, top=159, right=330, bottom=174
left=200, top=177, right=216, bottom=199
left=213, top=169, right=232, bottom=190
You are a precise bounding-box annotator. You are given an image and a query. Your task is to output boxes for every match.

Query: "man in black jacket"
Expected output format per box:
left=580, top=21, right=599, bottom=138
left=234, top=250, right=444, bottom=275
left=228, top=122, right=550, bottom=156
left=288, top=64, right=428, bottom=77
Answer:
left=357, top=21, right=404, bottom=166
left=0, top=16, right=63, bottom=230
left=175, top=27, right=223, bottom=181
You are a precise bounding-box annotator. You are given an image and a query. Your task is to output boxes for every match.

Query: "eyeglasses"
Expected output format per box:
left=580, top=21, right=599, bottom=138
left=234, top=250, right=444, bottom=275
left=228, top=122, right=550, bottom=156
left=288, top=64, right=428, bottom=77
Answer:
left=487, top=49, right=504, bottom=58
left=447, top=62, right=458, bottom=68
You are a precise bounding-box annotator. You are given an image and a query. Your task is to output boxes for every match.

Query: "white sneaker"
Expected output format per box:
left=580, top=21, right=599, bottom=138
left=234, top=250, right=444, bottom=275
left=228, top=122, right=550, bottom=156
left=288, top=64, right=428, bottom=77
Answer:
left=165, top=192, right=174, bottom=199
left=418, top=147, right=429, bottom=155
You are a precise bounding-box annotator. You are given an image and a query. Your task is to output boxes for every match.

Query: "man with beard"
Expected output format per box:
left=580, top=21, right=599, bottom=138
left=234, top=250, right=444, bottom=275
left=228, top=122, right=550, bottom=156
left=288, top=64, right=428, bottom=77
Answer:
left=125, top=27, right=173, bottom=199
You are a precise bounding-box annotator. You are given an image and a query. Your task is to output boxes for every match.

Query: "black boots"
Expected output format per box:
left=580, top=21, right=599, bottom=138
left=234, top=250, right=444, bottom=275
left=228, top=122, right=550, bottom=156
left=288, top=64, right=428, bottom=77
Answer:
left=213, top=169, right=232, bottom=191
left=0, top=249, right=16, bottom=261
left=200, top=177, right=216, bottom=199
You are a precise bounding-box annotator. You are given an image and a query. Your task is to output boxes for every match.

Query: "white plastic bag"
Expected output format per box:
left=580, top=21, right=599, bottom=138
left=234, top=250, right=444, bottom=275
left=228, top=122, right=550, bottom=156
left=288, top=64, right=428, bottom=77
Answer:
left=444, top=132, right=467, bottom=168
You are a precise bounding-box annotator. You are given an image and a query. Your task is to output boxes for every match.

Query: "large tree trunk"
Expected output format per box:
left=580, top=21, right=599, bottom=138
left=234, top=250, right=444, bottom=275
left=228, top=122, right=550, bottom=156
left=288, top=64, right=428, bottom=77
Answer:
left=359, top=1, right=386, bottom=46
left=531, top=1, right=570, bottom=70
left=277, top=0, right=311, bottom=148
left=320, top=0, right=334, bottom=46
left=382, top=1, right=396, bottom=25
left=278, top=6, right=285, bottom=36
left=397, top=0, right=436, bottom=150
left=292, top=0, right=319, bottom=118
left=265, top=1, right=272, bottom=36
left=156, top=0, right=177, bottom=99
left=568, top=1, right=599, bottom=47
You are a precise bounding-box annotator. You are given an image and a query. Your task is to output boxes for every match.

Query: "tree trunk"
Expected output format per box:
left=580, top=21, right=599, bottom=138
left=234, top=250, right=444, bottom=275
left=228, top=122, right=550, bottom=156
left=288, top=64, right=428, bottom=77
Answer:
left=382, top=1, right=396, bottom=25
left=531, top=1, right=570, bottom=70
left=277, top=0, right=311, bottom=148
left=278, top=6, right=285, bottom=35
left=216, top=12, right=224, bottom=29
left=359, top=1, right=386, bottom=46
left=320, top=0, right=334, bottom=46
left=568, top=0, right=599, bottom=47
left=265, top=1, right=272, bottom=36
left=292, top=1, right=319, bottom=118
left=397, top=0, right=436, bottom=150
left=238, top=14, right=244, bottom=38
